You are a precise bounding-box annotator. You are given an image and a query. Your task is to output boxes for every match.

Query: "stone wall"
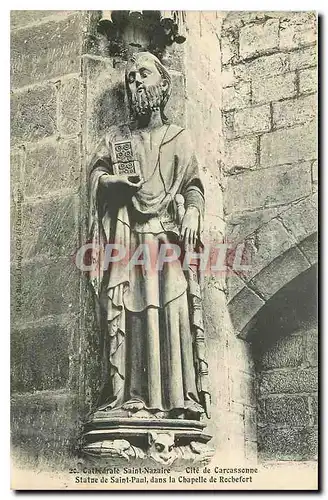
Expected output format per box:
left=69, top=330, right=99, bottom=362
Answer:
left=10, top=10, right=96, bottom=466
left=221, top=11, right=317, bottom=464
left=249, top=265, right=318, bottom=462
left=222, top=12, right=318, bottom=335
left=257, top=325, right=318, bottom=461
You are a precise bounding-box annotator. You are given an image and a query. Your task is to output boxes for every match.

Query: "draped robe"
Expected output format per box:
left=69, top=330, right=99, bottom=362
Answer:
left=88, top=123, right=207, bottom=417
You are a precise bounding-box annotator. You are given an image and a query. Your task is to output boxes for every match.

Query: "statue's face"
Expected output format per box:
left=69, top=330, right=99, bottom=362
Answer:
left=126, top=55, right=168, bottom=117
left=127, top=58, right=162, bottom=95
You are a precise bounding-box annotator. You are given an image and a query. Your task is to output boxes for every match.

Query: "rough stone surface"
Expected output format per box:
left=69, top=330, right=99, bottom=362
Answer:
left=309, top=396, right=318, bottom=425
left=228, top=333, right=255, bottom=374
left=273, top=94, right=317, bottom=129
left=231, top=371, right=256, bottom=407
left=225, top=207, right=284, bottom=245
left=226, top=273, right=246, bottom=302
left=227, top=410, right=246, bottom=443
left=260, top=335, right=304, bottom=370
left=24, top=138, right=80, bottom=198
left=244, top=407, right=257, bottom=440
left=234, top=104, right=271, bottom=137
left=58, top=77, right=80, bottom=136
left=245, top=217, right=295, bottom=279
left=203, top=213, right=225, bottom=239
left=11, top=390, right=79, bottom=463
left=279, top=12, right=317, bottom=51
left=21, top=195, right=79, bottom=260
left=258, top=427, right=316, bottom=461
left=185, top=69, right=222, bottom=171
left=257, top=321, right=318, bottom=462
left=305, top=328, right=318, bottom=367
left=10, top=10, right=74, bottom=29
left=252, top=72, right=296, bottom=105
left=225, top=162, right=312, bottom=214
left=222, top=14, right=320, bottom=465
left=289, top=46, right=317, bottom=71
left=11, top=13, right=82, bottom=89
left=13, top=258, right=80, bottom=324
left=264, top=395, right=310, bottom=427
left=11, top=85, right=57, bottom=145
left=259, top=368, right=317, bottom=395
left=239, top=19, right=279, bottom=60
left=223, top=11, right=270, bottom=31
left=11, top=322, right=70, bottom=392
left=222, top=81, right=251, bottom=110
left=234, top=53, right=290, bottom=81
left=250, top=246, right=310, bottom=300
left=299, top=67, right=317, bottom=95
left=83, top=56, right=129, bottom=158
left=279, top=195, right=318, bottom=242
left=221, top=66, right=235, bottom=88
left=260, top=121, right=317, bottom=167
left=307, top=428, right=318, bottom=459
left=228, top=286, right=264, bottom=333
left=166, top=72, right=187, bottom=129
left=10, top=149, right=24, bottom=203
left=10, top=9, right=318, bottom=470
left=299, top=233, right=318, bottom=265
left=312, top=160, right=318, bottom=189
left=224, top=136, right=257, bottom=173
left=221, top=35, right=238, bottom=65
left=245, top=440, right=258, bottom=462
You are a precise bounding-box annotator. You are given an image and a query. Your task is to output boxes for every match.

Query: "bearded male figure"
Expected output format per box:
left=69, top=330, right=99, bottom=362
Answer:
left=88, top=52, right=210, bottom=423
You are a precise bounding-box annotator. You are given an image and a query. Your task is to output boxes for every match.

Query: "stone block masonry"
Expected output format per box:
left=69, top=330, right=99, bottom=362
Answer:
left=257, top=327, right=318, bottom=461
left=252, top=72, right=296, bottom=104
left=222, top=11, right=317, bottom=465
left=239, top=19, right=280, bottom=60
left=10, top=12, right=83, bottom=89
left=11, top=85, right=57, bottom=145
left=260, top=122, right=316, bottom=167
left=10, top=10, right=91, bottom=463
left=10, top=9, right=86, bottom=328
left=222, top=10, right=317, bottom=227
left=272, top=94, right=317, bottom=129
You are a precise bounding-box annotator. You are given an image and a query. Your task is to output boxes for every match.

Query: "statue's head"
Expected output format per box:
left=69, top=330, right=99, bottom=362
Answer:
left=125, top=52, right=172, bottom=123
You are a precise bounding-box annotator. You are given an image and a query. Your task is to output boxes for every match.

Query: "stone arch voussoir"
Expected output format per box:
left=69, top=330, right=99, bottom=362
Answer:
left=227, top=195, right=317, bottom=339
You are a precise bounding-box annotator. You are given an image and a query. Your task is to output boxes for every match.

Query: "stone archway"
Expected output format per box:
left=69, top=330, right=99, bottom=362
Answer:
left=227, top=194, right=317, bottom=339
left=248, top=265, right=318, bottom=463
left=223, top=194, right=318, bottom=464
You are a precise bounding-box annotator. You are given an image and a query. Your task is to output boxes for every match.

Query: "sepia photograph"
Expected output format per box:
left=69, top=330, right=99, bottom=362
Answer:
left=10, top=9, right=318, bottom=490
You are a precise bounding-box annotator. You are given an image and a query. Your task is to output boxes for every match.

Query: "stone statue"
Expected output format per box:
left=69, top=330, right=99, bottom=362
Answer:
left=85, top=51, right=211, bottom=462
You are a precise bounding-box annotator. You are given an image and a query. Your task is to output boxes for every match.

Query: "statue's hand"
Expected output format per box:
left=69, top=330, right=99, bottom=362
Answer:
left=180, top=206, right=199, bottom=249
left=100, top=173, right=143, bottom=189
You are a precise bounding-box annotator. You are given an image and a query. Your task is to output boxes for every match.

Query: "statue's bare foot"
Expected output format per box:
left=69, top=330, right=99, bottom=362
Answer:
left=122, top=400, right=144, bottom=412
left=134, top=409, right=154, bottom=419
left=154, top=410, right=170, bottom=419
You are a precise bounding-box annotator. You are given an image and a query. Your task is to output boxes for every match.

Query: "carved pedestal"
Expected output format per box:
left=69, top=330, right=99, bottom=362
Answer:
left=81, top=411, right=213, bottom=466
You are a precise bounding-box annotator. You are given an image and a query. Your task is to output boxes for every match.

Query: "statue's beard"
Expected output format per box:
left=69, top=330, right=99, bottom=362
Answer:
left=130, top=83, right=165, bottom=117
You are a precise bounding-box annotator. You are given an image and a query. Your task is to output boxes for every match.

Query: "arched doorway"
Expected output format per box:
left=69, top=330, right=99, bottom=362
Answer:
left=249, top=265, right=318, bottom=462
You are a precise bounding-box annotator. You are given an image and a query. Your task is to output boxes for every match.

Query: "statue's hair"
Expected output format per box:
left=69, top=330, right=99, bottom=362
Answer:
left=125, top=52, right=172, bottom=124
